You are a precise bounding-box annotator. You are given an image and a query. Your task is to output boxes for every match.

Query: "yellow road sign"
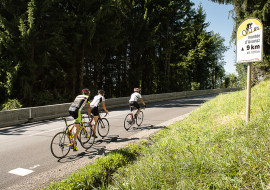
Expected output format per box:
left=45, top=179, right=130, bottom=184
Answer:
left=236, top=17, right=263, bottom=63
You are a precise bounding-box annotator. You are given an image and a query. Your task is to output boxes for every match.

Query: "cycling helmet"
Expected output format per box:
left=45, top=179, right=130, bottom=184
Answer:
left=98, top=89, right=105, bottom=94
left=134, top=88, right=140, bottom=92
left=82, top=88, right=90, bottom=95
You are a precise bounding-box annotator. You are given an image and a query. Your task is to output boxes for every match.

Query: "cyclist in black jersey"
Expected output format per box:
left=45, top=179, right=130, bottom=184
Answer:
left=68, top=88, right=91, bottom=151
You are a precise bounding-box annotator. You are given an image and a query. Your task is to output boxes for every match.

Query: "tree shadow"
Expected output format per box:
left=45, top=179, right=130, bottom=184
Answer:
left=0, top=117, right=74, bottom=136
left=56, top=135, right=140, bottom=163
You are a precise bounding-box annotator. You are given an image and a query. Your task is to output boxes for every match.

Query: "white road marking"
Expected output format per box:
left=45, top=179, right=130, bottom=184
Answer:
left=105, top=112, right=129, bottom=118
left=29, top=127, right=63, bottom=136
left=8, top=168, right=34, bottom=176
left=29, top=164, right=40, bottom=169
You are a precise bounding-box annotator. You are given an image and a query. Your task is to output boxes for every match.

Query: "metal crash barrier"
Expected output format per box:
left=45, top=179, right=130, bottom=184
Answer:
left=0, top=88, right=243, bottom=128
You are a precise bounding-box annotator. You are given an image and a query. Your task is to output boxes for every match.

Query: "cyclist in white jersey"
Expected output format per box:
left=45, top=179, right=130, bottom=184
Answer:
left=129, top=88, right=146, bottom=117
left=90, top=89, right=108, bottom=138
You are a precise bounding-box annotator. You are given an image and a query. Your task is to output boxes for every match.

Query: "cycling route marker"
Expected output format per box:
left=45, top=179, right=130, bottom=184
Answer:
left=237, top=17, right=263, bottom=63
left=236, top=17, right=263, bottom=122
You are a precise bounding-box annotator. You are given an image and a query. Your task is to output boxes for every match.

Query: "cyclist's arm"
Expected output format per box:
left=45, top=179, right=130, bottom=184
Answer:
left=102, top=101, right=108, bottom=113
left=140, top=98, right=146, bottom=106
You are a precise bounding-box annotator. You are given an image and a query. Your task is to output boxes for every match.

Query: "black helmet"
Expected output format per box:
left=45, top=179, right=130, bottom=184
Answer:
left=98, top=89, right=105, bottom=94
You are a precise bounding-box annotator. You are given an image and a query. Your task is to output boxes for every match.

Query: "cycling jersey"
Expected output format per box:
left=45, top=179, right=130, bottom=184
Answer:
left=69, top=95, right=90, bottom=123
left=129, top=92, right=142, bottom=102
left=70, top=95, right=90, bottom=111
left=90, top=95, right=105, bottom=108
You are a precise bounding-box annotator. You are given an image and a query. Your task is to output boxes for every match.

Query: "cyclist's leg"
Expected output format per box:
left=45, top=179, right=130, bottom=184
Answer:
left=137, top=108, right=141, bottom=115
left=93, top=116, right=98, bottom=135
left=91, top=106, right=99, bottom=136
left=134, top=102, right=141, bottom=116
left=72, top=110, right=81, bottom=146
left=129, top=103, right=133, bottom=121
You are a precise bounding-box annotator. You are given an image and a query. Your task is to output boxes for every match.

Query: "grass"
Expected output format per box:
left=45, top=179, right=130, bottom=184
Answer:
left=44, top=80, right=270, bottom=190
left=108, top=80, right=270, bottom=189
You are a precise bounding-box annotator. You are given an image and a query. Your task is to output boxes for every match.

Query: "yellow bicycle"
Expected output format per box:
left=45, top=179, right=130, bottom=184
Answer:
left=50, top=115, right=95, bottom=159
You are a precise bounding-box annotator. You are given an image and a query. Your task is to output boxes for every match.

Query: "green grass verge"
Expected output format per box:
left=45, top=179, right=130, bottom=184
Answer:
left=43, top=144, right=144, bottom=190
left=44, top=80, right=270, bottom=190
left=107, top=80, right=270, bottom=189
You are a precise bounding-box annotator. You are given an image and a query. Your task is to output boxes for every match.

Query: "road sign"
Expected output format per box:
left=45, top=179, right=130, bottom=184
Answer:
left=236, top=17, right=263, bottom=122
left=236, top=17, right=263, bottom=63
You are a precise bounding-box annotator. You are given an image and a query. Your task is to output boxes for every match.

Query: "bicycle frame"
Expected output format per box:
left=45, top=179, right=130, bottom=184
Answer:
left=62, top=117, right=90, bottom=141
left=88, top=112, right=108, bottom=125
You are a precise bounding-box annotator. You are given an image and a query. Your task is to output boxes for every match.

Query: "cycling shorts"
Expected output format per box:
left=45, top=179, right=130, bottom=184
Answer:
left=129, top=101, right=140, bottom=111
left=69, top=109, right=81, bottom=124
left=91, top=106, right=99, bottom=116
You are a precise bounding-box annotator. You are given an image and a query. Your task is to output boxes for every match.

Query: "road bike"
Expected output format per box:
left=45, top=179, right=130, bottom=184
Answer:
left=50, top=115, right=95, bottom=159
left=124, top=107, right=144, bottom=131
left=89, top=112, right=110, bottom=138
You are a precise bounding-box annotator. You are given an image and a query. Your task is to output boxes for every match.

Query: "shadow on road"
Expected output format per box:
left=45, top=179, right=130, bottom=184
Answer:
left=0, top=117, right=73, bottom=136
left=57, top=135, right=142, bottom=163
left=57, top=122, right=167, bottom=163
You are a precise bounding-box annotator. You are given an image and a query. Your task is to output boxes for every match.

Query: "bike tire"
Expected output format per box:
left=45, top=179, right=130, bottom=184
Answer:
left=136, top=111, right=144, bottom=126
left=124, top=113, right=134, bottom=131
left=97, top=118, right=110, bottom=138
left=79, top=126, right=95, bottom=149
left=50, top=132, right=71, bottom=159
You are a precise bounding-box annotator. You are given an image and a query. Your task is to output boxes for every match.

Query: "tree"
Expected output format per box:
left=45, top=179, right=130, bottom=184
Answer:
left=210, top=0, right=270, bottom=86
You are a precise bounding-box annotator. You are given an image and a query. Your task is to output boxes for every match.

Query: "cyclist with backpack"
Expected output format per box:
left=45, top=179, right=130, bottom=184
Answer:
left=68, top=88, right=91, bottom=151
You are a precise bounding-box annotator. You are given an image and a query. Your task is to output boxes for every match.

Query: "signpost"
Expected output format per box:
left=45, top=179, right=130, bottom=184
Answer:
left=236, top=17, right=263, bottom=122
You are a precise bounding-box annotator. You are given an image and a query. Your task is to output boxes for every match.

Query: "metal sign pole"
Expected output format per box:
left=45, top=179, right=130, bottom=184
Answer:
left=246, top=62, right=252, bottom=122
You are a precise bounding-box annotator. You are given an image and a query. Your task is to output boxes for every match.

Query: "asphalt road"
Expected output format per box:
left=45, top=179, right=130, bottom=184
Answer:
left=0, top=94, right=219, bottom=190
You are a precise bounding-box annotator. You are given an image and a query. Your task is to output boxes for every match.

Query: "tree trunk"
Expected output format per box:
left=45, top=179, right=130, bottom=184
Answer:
left=79, top=42, right=85, bottom=91
left=72, top=44, right=77, bottom=99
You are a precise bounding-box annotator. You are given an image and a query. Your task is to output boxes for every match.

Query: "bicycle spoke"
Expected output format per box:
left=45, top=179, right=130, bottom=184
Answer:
left=136, top=111, right=144, bottom=126
left=79, top=126, right=95, bottom=149
left=97, top=118, right=109, bottom=138
left=124, top=113, right=134, bottom=131
left=50, top=132, right=71, bottom=159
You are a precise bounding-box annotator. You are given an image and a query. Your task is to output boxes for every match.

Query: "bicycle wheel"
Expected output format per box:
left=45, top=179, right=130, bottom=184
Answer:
left=97, top=118, right=110, bottom=138
left=124, top=113, right=134, bottom=131
left=136, top=111, right=144, bottom=126
left=79, top=126, right=95, bottom=149
left=50, top=132, right=71, bottom=159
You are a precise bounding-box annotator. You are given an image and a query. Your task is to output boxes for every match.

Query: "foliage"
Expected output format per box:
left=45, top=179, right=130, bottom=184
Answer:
left=1, top=98, right=22, bottom=110
left=191, top=82, right=200, bottom=90
left=0, top=0, right=229, bottom=107
left=222, top=72, right=239, bottom=88
left=211, top=0, right=270, bottom=89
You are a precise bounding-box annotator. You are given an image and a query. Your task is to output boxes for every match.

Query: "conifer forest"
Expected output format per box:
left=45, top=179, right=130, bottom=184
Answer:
left=0, top=0, right=269, bottom=108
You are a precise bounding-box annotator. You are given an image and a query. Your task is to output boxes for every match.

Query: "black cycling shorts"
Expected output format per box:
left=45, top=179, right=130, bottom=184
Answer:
left=69, top=108, right=79, bottom=119
left=91, top=106, right=99, bottom=116
left=129, top=101, right=140, bottom=111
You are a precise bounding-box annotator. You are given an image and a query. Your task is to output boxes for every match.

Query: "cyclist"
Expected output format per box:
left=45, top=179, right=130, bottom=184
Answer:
left=90, top=89, right=109, bottom=138
left=129, top=88, right=146, bottom=119
left=68, top=88, right=91, bottom=151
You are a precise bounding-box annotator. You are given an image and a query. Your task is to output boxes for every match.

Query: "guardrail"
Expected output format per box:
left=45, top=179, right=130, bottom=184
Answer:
left=0, top=88, right=242, bottom=128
